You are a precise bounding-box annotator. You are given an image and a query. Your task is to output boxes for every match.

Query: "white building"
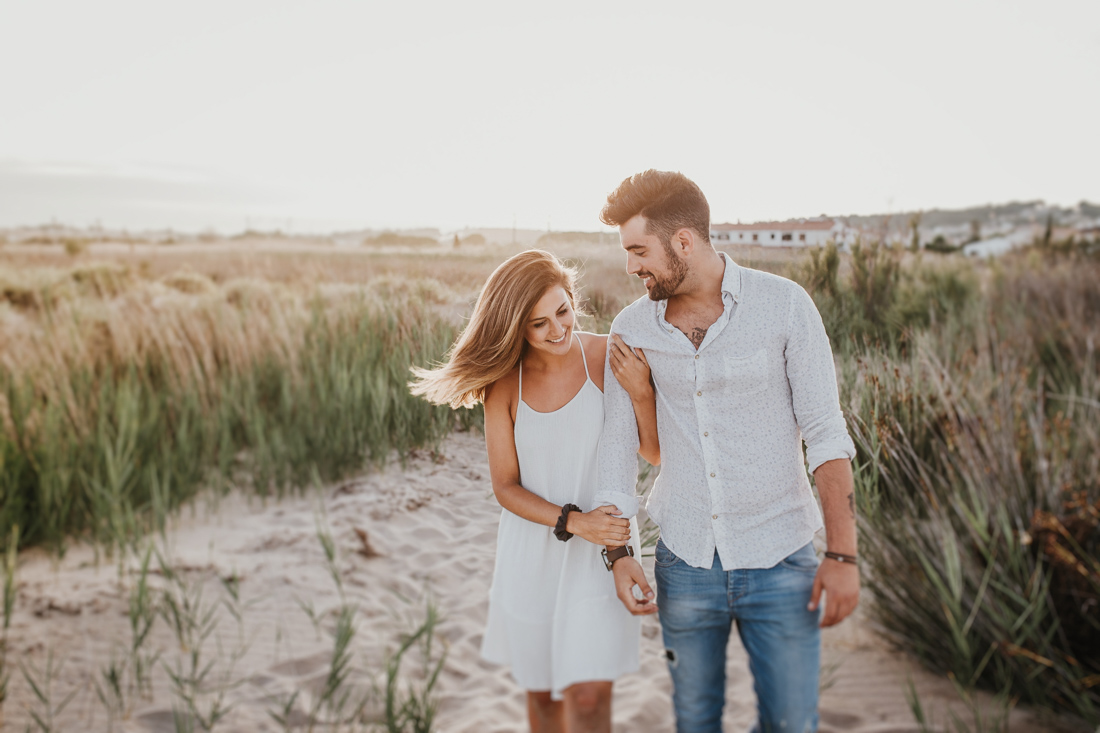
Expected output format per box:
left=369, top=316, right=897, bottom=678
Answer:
left=962, top=228, right=1035, bottom=258
left=710, top=218, right=844, bottom=247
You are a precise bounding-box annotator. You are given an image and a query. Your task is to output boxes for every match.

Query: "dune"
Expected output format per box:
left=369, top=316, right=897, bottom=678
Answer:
left=1, top=432, right=1086, bottom=732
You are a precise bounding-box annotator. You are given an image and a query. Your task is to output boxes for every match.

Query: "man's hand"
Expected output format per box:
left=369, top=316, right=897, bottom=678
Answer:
left=611, top=556, right=658, bottom=615
left=808, top=558, right=860, bottom=627
left=566, top=505, right=631, bottom=547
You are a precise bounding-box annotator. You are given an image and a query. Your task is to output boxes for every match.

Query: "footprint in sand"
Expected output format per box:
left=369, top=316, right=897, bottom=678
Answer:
left=269, top=650, right=331, bottom=677
left=137, top=708, right=190, bottom=732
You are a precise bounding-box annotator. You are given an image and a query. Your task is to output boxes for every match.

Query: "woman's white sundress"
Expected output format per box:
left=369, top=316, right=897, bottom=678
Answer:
left=480, top=335, right=641, bottom=699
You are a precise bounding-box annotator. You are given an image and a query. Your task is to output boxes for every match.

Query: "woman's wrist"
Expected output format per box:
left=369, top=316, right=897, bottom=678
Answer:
left=554, top=504, right=581, bottom=541
left=628, top=387, right=654, bottom=405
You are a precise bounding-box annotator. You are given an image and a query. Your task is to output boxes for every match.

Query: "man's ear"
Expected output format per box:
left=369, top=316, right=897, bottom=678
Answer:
left=673, top=227, right=696, bottom=255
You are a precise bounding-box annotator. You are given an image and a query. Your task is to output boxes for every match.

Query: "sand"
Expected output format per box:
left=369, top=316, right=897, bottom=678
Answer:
left=1, top=431, right=1088, bottom=732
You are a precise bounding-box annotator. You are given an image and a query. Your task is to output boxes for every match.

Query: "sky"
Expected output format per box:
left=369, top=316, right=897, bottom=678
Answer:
left=1, top=0, right=1098, bottom=233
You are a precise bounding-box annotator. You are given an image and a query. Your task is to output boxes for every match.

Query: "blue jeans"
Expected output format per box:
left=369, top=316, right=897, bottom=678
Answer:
left=654, top=539, right=822, bottom=733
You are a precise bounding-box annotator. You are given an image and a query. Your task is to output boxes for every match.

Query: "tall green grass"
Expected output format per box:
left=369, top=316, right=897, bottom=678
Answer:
left=797, top=243, right=1100, bottom=725
left=0, top=272, right=479, bottom=554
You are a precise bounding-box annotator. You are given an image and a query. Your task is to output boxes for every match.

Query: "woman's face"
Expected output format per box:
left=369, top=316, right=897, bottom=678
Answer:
left=524, top=285, right=576, bottom=357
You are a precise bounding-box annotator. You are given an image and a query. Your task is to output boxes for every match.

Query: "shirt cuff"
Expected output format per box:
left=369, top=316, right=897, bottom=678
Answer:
left=590, top=491, right=639, bottom=519
left=806, top=438, right=856, bottom=475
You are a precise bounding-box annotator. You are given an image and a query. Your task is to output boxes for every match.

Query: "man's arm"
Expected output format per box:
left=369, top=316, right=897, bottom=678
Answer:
left=596, top=324, right=657, bottom=614
left=593, top=330, right=643, bottom=517
left=786, top=286, right=860, bottom=627
left=808, top=458, right=859, bottom=627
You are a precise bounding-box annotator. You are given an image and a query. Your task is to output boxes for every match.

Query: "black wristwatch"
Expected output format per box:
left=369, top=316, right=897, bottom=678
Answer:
left=601, top=545, right=634, bottom=571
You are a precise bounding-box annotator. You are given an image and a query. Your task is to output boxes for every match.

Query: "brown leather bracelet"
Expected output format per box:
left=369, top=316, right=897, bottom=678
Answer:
left=824, top=551, right=858, bottom=565
left=602, top=545, right=634, bottom=571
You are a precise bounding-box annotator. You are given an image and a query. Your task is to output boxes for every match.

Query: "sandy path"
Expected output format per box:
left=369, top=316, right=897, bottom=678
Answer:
left=1, top=432, right=1087, bottom=732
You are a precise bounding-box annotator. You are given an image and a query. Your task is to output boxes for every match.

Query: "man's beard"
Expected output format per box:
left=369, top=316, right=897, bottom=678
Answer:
left=644, top=240, right=689, bottom=301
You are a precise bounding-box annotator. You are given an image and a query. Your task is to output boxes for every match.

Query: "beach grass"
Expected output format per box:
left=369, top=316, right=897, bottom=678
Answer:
left=800, top=242, right=1100, bottom=725
left=0, top=261, right=478, bottom=555
left=2, top=236, right=1098, bottom=728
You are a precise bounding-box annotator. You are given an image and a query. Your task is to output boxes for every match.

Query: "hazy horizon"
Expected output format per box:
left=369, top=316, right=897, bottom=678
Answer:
left=2, top=1, right=1098, bottom=234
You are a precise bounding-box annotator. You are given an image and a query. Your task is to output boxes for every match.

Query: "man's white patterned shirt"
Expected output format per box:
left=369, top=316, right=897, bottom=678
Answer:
left=594, top=253, right=856, bottom=570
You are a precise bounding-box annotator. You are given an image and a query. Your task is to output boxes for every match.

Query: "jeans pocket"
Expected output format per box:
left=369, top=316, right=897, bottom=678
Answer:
left=778, top=542, right=819, bottom=573
left=654, top=538, right=681, bottom=568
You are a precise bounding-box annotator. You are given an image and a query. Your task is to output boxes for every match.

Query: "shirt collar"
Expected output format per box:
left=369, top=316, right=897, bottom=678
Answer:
left=655, top=251, right=742, bottom=320
left=717, top=251, right=743, bottom=304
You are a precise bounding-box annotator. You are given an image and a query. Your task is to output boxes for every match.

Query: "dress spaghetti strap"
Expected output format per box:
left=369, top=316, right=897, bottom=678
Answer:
left=579, top=333, right=591, bottom=381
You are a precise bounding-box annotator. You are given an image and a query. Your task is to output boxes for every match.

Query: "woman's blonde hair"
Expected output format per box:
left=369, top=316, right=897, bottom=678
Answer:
left=410, top=250, right=581, bottom=408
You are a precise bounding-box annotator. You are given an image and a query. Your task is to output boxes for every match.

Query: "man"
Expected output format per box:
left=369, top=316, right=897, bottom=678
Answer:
left=593, top=170, right=859, bottom=733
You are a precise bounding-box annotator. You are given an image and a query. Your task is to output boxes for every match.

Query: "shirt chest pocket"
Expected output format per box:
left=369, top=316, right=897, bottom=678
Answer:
left=722, top=349, right=769, bottom=396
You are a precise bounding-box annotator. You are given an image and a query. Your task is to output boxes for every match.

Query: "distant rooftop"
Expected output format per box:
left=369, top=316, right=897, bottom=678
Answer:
left=712, top=219, right=835, bottom=232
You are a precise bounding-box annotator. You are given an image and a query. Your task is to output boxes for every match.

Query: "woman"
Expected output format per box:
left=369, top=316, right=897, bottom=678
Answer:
left=410, top=250, right=658, bottom=733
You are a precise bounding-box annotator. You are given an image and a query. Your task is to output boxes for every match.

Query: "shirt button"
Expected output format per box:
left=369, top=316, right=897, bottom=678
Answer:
left=712, top=514, right=718, bottom=520
left=710, top=472, right=716, bottom=478
left=704, top=431, right=709, bottom=437
left=694, top=354, right=699, bottom=360
left=696, top=391, right=702, bottom=396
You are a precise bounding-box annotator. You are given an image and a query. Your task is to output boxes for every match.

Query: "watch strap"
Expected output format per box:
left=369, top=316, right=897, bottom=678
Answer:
left=602, top=544, right=634, bottom=571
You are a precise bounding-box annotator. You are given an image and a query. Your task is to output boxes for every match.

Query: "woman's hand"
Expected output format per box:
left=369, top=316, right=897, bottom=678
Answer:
left=609, top=334, right=652, bottom=403
left=610, top=333, right=662, bottom=465
left=566, top=505, right=631, bottom=547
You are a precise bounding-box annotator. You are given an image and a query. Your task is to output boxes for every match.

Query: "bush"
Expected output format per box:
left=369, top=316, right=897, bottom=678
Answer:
left=797, top=242, right=840, bottom=298
left=161, top=271, right=217, bottom=295
left=795, top=242, right=977, bottom=354
left=792, top=242, right=1098, bottom=724
left=70, top=263, right=135, bottom=299
left=847, top=257, right=1100, bottom=725
left=924, top=235, right=960, bottom=254
left=890, top=261, right=978, bottom=332
left=63, top=238, right=88, bottom=257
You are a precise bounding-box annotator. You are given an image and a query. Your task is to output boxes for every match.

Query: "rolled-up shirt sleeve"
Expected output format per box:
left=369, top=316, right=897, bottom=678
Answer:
left=593, top=323, right=641, bottom=518
left=785, top=286, right=856, bottom=473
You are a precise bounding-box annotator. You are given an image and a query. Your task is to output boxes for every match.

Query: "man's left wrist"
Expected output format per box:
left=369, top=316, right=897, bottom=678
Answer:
left=602, top=545, right=634, bottom=571
left=824, top=550, right=858, bottom=566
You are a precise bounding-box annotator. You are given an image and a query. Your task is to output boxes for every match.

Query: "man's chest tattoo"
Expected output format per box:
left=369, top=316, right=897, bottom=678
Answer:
left=687, top=326, right=708, bottom=349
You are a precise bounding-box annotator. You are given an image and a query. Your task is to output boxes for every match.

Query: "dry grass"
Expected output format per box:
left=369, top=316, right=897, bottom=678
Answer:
left=2, top=233, right=1097, bottom=728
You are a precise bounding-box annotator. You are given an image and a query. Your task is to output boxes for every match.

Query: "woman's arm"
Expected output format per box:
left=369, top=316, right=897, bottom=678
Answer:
left=608, top=334, right=660, bottom=466
left=484, top=378, right=631, bottom=546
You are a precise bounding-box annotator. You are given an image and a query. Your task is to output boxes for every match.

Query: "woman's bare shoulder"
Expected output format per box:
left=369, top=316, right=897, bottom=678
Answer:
left=577, top=331, right=607, bottom=387
left=485, top=365, right=520, bottom=407
left=577, top=331, right=608, bottom=351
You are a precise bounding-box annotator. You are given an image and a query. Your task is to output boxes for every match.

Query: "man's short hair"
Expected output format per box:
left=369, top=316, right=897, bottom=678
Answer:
left=600, top=170, right=711, bottom=246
